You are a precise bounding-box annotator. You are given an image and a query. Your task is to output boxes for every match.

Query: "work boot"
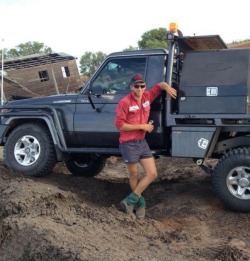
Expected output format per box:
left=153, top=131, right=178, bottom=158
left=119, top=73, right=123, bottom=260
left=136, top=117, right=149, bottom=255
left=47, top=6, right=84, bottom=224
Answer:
left=120, top=192, right=140, bottom=214
left=135, top=196, right=146, bottom=219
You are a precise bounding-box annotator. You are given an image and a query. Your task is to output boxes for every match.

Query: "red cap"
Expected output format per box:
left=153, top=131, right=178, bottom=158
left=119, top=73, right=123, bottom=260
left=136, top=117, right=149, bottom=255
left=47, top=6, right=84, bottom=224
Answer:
left=130, top=74, right=145, bottom=85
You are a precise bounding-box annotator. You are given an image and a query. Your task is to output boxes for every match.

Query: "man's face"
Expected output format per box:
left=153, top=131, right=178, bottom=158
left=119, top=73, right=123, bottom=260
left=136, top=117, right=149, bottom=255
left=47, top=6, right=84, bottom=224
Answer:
left=131, top=82, right=146, bottom=98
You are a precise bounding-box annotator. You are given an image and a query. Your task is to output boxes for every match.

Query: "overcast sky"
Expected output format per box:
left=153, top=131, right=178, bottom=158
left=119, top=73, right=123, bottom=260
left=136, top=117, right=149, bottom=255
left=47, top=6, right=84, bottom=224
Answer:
left=1, top=0, right=249, bottom=59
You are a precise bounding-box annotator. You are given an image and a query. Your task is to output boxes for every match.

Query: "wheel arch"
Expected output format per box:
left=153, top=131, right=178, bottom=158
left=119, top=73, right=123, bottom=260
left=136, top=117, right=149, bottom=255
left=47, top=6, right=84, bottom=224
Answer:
left=3, top=117, right=60, bottom=144
left=2, top=116, right=67, bottom=162
left=213, top=136, right=250, bottom=155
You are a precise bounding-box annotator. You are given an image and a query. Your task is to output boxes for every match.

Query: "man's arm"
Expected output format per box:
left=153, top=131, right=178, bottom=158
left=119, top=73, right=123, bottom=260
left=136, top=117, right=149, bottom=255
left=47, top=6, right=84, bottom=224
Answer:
left=119, top=123, right=153, bottom=133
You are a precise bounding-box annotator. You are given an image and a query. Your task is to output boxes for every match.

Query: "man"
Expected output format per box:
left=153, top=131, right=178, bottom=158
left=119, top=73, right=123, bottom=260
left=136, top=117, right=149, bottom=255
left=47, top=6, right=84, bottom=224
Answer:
left=115, top=74, right=177, bottom=219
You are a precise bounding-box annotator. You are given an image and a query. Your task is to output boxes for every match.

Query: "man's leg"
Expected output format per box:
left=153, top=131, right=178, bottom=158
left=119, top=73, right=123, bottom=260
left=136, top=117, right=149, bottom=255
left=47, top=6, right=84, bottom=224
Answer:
left=119, top=141, right=157, bottom=217
left=133, top=157, right=158, bottom=219
left=120, top=163, right=141, bottom=214
left=120, top=142, right=141, bottom=214
left=126, top=163, right=139, bottom=191
left=134, top=157, right=157, bottom=196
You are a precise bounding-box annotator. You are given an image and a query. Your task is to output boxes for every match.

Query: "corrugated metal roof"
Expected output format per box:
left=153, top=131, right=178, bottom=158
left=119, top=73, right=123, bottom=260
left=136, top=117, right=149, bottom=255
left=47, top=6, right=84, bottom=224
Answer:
left=0, top=52, right=77, bottom=70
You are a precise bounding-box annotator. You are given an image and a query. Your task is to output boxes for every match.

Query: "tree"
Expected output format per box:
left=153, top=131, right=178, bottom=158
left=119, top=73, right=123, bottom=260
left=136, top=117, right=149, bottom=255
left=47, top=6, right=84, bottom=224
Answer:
left=123, top=45, right=139, bottom=51
left=138, top=28, right=169, bottom=49
left=79, top=28, right=169, bottom=77
left=79, top=51, right=106, bottom=76
left=5, top=41, right=53, bottom=59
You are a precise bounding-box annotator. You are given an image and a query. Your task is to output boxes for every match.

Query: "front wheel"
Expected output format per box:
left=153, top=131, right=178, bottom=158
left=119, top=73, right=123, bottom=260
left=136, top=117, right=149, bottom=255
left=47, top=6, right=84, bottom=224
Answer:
left=65, top=154, right=107, bottom=177
left=212, top=148, right=250, bottom=212
left=4, top=123, right=56, bottom=177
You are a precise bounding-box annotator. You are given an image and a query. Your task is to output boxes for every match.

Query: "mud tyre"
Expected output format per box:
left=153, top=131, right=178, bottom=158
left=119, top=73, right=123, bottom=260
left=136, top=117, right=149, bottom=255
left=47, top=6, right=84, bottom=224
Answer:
left=212, top=148, right=250, bottom=213
left=65, top=154, right=106, bottom=177
left=4, top=123, right=56, bottom=177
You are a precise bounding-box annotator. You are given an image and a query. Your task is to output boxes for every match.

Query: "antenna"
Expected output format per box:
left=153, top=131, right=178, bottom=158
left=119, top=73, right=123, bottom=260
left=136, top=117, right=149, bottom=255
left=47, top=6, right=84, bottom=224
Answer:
left=1, top=39, right=4, bottom=106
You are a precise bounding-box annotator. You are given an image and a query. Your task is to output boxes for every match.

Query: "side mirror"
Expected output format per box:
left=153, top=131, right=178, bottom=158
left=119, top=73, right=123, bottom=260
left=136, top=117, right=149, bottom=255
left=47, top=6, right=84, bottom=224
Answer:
left=91, top=85, right=103, bottom=95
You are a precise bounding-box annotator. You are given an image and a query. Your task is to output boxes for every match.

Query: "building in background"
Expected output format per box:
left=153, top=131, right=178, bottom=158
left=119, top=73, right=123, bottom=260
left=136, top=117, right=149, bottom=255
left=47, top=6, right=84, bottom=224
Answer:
left=0, top=52, right=82, bottom=100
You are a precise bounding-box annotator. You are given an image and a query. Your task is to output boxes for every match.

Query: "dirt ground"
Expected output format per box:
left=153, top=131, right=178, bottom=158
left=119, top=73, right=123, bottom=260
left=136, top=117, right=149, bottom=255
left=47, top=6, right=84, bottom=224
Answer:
left=0, top=147, right=249, bottom=261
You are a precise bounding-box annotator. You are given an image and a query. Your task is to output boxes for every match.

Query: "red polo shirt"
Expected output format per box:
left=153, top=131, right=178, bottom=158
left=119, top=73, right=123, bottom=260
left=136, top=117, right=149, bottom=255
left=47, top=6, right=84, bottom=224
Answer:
left=115, top=83, right=162, bottom=143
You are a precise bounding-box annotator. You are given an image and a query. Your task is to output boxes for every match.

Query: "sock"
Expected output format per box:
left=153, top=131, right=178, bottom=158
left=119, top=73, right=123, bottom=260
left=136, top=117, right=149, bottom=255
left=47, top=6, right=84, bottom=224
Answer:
left=138, top=196, right=146, bottom=208
left=125, top=192, right=140, bottom=205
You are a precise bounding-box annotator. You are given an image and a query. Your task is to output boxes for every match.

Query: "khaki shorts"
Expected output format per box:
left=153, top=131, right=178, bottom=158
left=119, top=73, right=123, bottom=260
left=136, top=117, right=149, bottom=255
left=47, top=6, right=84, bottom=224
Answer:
left=119, top=139, right=153, bottom=164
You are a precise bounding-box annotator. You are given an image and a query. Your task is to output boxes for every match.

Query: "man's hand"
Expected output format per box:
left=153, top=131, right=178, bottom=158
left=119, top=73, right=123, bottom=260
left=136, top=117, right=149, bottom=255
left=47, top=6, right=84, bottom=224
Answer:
left=159, top=82, right=177, bottom=99
left=143, top=123, right=154, bottom=133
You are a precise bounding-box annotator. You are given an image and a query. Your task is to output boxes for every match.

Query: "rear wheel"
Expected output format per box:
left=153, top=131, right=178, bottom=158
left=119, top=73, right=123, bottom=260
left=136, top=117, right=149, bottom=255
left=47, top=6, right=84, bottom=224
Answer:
left=65, top=154, right=107, bottom=177
left=4, top=123, right=56, bottom=177
left=212, top=148, right=250, bottom=212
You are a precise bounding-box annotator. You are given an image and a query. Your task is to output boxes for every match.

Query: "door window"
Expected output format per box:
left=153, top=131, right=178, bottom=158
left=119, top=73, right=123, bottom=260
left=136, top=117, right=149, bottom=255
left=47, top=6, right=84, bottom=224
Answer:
left=90, top=57, right=147, bottom=95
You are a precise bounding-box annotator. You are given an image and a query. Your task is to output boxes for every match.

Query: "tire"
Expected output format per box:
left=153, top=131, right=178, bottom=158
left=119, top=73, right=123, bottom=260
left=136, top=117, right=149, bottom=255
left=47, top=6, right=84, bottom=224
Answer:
left=212, top=148, right=250, bottom=212
left=4, top=123, right=56, bottom=177
left=65, top=154, right=106, bottom=177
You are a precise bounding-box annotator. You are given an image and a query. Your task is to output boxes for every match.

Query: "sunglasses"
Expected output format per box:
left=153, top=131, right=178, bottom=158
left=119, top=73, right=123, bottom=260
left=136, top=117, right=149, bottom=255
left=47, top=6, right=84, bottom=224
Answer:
left=133, top=84, right=146, bottom=89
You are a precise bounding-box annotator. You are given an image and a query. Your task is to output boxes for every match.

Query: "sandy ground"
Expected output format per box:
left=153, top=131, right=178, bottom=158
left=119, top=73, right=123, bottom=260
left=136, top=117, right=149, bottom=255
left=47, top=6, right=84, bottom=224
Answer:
left=0, top=148, right=249, bottom=261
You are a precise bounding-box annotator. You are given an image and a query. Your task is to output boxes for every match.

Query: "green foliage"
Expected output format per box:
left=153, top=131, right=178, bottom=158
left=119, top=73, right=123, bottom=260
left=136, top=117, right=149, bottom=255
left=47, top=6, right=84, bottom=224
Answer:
left=4, top=41, right=53, bottom=59
left=138, top=28, right=169, bottom=49
left=0, top=49, right=7, bottom=60
left=123, top=45, right=139, bottom=51
left=79, top=51, right=106, bottom=76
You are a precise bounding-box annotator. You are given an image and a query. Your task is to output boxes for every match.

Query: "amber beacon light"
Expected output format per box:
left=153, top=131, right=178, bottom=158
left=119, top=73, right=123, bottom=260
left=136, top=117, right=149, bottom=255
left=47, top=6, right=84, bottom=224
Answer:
left=169, top=23, right=178, bottom=33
